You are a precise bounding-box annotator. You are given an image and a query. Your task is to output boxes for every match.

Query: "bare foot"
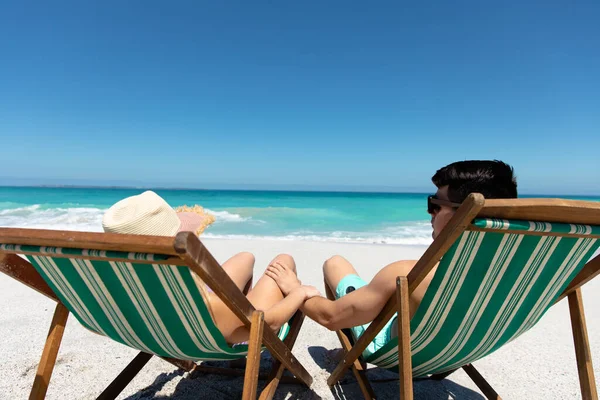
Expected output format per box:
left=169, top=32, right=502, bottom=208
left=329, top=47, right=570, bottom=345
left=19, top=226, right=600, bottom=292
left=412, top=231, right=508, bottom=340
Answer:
left=265, top=260, right=302, bottom=295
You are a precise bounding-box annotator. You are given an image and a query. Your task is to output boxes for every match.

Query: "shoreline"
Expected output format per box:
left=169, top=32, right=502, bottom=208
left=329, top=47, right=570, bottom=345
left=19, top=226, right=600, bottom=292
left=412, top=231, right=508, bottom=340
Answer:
left=202, top=236, right=433, bottom=247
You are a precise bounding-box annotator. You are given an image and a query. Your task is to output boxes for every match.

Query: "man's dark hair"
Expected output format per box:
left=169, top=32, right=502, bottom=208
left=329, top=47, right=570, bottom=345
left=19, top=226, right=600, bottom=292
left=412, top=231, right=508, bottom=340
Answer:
left=432, top=160, right=518, bottom=203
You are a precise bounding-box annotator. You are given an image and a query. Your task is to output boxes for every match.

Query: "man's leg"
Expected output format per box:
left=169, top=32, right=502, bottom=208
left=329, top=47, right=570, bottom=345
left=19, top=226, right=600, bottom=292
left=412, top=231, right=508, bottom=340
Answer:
left=323, top=255, right=360, bottom=294
left=323, top=256, right=434, bottom=358
left=323, top=255, right=383, bottom=357
left=324, top=256, right=434, bottom=317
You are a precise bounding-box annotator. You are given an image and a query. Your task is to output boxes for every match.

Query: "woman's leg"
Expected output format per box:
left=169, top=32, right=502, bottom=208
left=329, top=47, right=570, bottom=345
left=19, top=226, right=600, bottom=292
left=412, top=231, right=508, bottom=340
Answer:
left=245, top=253, right=297, bottom=311
left=210, top=253, right=298, bottom=344
left=204, top=252, right=254, bottom=342
left=220, top=251, right=255, bottom=294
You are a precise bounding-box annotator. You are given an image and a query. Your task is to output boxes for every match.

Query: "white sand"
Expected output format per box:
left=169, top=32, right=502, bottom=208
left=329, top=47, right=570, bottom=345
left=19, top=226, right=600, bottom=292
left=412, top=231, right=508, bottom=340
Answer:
left=1, top=239, right=599, bottom=399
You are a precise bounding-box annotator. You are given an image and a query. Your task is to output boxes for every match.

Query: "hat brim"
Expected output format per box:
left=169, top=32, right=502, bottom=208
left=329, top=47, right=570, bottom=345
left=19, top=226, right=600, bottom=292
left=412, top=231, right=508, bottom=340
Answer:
left=177, top=212, right=213, bottom=236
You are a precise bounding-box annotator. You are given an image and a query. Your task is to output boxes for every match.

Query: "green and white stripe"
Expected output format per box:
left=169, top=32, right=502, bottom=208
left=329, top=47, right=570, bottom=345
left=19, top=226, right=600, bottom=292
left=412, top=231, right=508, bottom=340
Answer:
left=0, top=245, right=289, bottom=361
left=409, top=233, right=524, bottom=374
left=152, top=263, right=228, bottom=354
left=433, top=236, right=595, bottom=375
left=413, top=236, right=561, bottom=376
left=31, top=255, right=107, bottom=335
left=110, top=261, right=190, bottom=358
left=70, top=257, right=153, bottom=353
left=409, top=231, right=486, bottom=353
left=366, top=218, right=600, bottom=377
left=509, top=237, right=596, bottom=341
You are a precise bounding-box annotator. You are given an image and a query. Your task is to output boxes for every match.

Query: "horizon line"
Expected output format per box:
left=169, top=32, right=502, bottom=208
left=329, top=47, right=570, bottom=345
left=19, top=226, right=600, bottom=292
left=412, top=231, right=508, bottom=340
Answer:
left=0, top=183, right=598, bottom=198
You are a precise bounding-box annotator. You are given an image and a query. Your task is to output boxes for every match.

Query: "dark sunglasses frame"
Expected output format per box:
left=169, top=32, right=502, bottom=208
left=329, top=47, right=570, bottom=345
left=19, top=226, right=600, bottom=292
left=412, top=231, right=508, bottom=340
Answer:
left=427, top=195, right=462, bottom=214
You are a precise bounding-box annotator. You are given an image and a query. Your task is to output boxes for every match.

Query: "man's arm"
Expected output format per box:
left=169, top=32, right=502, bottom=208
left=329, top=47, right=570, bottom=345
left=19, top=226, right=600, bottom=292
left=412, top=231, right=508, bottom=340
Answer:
left=262, top=286, right=315, bottom=332
left=302, top=262, right=409, bottom=331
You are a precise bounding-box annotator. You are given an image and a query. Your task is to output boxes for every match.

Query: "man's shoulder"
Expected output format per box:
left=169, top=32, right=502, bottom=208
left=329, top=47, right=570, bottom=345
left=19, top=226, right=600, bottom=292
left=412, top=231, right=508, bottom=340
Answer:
left=368, top=259, right=419, bottom=294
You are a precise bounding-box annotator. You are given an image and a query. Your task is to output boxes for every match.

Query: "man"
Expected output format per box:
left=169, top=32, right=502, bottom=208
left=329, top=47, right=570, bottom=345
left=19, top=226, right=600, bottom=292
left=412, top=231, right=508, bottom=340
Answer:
left=267, top=160, right=517, bottom=358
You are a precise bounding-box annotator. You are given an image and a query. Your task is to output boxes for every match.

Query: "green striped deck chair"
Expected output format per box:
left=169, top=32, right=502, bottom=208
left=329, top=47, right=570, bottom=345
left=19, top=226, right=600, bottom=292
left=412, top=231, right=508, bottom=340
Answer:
left=327, top=195, right=600, bottom=400
left=0, top=230, right=313, bottom=400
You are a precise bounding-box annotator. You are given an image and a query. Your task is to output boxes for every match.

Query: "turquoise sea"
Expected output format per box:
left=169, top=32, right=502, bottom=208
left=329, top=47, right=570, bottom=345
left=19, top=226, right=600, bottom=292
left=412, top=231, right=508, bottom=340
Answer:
left=0, top=187, right=599, bottom=245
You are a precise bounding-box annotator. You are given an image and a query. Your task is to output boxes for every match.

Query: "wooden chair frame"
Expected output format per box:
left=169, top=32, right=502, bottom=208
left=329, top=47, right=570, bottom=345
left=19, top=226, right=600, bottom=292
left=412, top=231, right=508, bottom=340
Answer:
left=326, top=195, right=600, bottom=400
left=0, top=230, right=313, bottom=400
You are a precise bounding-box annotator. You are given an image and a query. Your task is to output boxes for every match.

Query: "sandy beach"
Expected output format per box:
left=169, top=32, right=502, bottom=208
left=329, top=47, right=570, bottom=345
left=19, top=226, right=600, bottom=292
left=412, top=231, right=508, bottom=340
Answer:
left=1, top=238, right=599, bottom=399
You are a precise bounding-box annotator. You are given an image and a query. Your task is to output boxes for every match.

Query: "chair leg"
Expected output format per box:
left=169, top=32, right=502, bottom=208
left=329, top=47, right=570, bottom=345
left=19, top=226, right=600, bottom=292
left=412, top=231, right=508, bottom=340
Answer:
left=338, top=329, right=377, bottom=399
left=259, top=310, right=306, bottom=400
left=242, top=310, right=265, bottom=400
left=324, top=281, right=376, bottom=399
left=97, top=352, right=153, bottom=400
left=396, top=277, right=413, bottom=400
left=568, top=288, right=598, bottom=400
left=462, top=364, right=502, bottom=400
left=29, top=302, right=69, bottom=400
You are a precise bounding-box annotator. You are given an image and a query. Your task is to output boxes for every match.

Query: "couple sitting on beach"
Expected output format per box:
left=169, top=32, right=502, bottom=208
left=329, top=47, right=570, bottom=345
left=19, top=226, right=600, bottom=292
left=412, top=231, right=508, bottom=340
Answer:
left=102, top=160, right=518, bottom=355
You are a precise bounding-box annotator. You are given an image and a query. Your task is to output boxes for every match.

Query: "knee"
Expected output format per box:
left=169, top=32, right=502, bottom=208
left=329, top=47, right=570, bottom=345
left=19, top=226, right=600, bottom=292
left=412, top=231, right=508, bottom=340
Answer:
left=271, top=253, right=296, bottom=272
left=236, top=252, right=255, bottom=266
left=323, top=255, right=348, bottom=274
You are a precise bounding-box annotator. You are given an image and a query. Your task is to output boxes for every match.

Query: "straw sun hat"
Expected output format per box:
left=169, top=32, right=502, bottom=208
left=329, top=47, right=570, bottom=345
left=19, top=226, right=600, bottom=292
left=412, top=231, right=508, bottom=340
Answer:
left=102, top=191, right=215, bottom=237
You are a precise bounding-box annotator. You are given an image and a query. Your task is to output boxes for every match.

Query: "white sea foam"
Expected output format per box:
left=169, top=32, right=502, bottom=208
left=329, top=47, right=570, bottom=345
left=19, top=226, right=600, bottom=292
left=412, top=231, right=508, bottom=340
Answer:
left=0, top=205, right=432, bottom=245
left=0, top=206, right=262, bottom=230
left=205, top=209, right=265, bottom=224
left=0, top=204, right=42, bottom=215
left=201, top=218, right=434, bottom=245
left=0, top=205, right=105, bottom=232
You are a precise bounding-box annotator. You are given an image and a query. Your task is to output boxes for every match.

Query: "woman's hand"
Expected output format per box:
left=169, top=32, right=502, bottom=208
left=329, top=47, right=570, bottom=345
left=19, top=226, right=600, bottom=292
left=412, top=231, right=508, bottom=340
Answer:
left=301, top=285, right=321, bottom=300
left=265, top=260, right=302, bottom=295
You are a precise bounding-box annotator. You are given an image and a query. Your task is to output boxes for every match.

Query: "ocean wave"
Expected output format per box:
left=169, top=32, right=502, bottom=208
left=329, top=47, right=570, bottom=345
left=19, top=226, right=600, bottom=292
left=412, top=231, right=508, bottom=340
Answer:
left=0, top=205, right=262, bottom=229
left=0, top=205, right=432, bottom=245
left=0, top=205, right=105, bottom=232
left=0, top=204, right=42, bottom=215
left=205, top=209, right=265, bottom=224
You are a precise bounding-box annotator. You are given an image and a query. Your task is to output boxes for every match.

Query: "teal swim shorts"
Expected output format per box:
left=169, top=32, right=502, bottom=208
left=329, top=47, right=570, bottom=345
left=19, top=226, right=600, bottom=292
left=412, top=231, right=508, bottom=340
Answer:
left=335, top=274, right=397, bottom=359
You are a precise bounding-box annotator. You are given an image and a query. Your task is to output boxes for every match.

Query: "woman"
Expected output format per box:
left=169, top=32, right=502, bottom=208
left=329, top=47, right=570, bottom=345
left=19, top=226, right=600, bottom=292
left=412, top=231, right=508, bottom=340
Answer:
left=102, top=190, right=318, bottom=344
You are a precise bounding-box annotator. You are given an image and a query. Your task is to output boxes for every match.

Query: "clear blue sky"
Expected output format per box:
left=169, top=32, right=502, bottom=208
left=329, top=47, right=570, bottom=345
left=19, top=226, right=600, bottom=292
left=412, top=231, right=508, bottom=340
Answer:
left=1, top=1, right=598, bottom=194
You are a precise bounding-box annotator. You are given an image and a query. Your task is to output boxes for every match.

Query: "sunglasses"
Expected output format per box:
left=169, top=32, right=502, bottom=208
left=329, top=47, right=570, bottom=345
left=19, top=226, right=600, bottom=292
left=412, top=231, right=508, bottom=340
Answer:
left=427, top=195, right=462, bottom=214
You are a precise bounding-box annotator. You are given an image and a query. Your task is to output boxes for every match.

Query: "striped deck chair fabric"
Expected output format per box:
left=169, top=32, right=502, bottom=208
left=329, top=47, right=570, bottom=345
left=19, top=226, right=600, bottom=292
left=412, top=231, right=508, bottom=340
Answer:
left=0, top=244, right=289, bottom=361
left=366, top=218, right=600, bottom=377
